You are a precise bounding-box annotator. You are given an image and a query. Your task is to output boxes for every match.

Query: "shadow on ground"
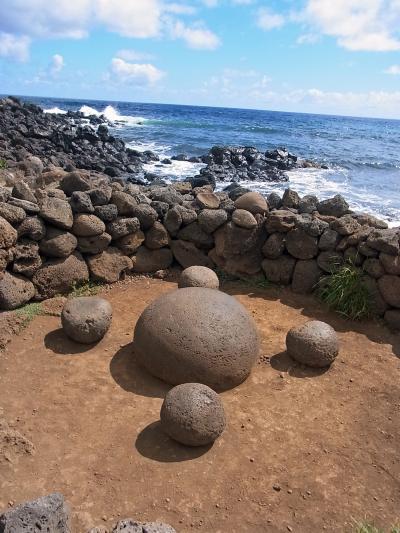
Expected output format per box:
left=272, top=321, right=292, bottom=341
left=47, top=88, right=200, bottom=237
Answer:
left=270, top=351, right=330, bottom=378
left=135, top=421, right=212, bottom=462
left=44, top=328, right=96, bottom=355
left=110, top=342, right=171, bottom=399
left=224, top=281, right=400, bottom=359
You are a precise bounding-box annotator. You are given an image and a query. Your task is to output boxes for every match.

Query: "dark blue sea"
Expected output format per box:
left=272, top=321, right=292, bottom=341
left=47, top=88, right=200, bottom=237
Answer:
left=22, top=95, right=400, bottom=226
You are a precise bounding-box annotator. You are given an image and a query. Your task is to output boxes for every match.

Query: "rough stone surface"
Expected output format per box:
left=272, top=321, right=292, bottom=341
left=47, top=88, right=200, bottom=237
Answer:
left=234, top=192, right=268, bottom=215
left=171, top=240, right=213, bottom=269
left=0, top=271, right=35, bottom=310
left=319, top=229, right=340, bottom=251
left=17, top=216, right=46, bottom=241
left=196, top=192, right=220, bottom=209
left=0, top=493, right=70, bottom=533
left=61, top=296, right=112, bottom=344
left=39, top=197, right=73, bottom=230
left=12, top=240, right=42, bottom=278
left=178, top=266, right=219, bottom=289
left=94, top=204, right=118, bottom=222
left=317, top=251, right=343, bottom=273
left=0, top=217, right=18, bottom=249
left=330, top=215, right=361, bottom=236
left=39, top=227, right=77, bottom=258
left=286, top=228, right=318, bottom=259
left=72, top=214, right=105, bottom=237
left=286, top=320, right=339, bottom=368
left=363, top=258, right=384, bottom=279
left=384, top=309, right=400, bottom=330
left=33, top=252, right=89, bottom=299
left=111, top=519, right=176, bottom=533
left=232, top=209, right=257, bottom=229
left=265, top=210, right=296, bottom=233
left=134, top=287, right=259, bottom=390
left=197, top=209, right=227, bottom=234
left=77, top=233, right=112, bottom=255
left=0, top=202, right=26, bottom=225
left=116, top=231, right=145, bottom=255
left=262, top=256, right=296, bottom=285
left=132, top=246, right=173, bottom=273
left=262, top=233, right=285, bottom=259
left=378, top=275, right=400, bottom=308
left=106, top=217, right=140, bottom=240
left=160, top=383, right=226, bottom=446
left=380, top=252, right=400, bottom=275
left=145, top=222, right=169, bottom=250
left=87, top=247, right=132, bottom=283
left=317, top=195, right=349, bottom=217
left=292, top=259, right=322, bottom=294
left=366, top=229, right=400, bottom=255
left=177, top=222, right=214, bottom=249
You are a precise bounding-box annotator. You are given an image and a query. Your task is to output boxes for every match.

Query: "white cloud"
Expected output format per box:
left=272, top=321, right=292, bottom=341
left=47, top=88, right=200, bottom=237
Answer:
left=0, top=32, right=30, bottom=61
left=96, top=0, right=161, bottom=38
left=116, top=49, right=155, bottom=61
left=256, top=7, right=285, bottom=31
left=171, top=20, right=220, bottom=49
left=303, top=0, right=400, bottom=51
left=0, top=0, right=221, bottom=57
left=297, top=33, right=320, bottom=45
left=110, top=57, right=165, bottom=85
left=384, top=64, right=400, bottom=74
left=50, top=53, right=64, bottom=75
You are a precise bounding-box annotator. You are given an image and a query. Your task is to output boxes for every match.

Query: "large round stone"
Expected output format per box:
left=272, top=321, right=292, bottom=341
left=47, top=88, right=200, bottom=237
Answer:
left=61, top=296, right=112, bottom=344
left=134, top=287, right=259, bottom=390
left=178, top=266, right=219, bottom=289
left=160, top=383, right=226, bottom=446
left=286, top=320, right=339, bottom=368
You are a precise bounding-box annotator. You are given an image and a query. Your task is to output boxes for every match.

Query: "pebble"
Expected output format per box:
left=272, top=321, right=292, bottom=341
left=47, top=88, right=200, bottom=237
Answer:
left=273, top=484, right=281, bottom=492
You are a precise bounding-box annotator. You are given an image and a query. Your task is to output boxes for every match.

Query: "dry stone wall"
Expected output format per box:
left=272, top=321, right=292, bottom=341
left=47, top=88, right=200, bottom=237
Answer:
left=0, top=170, right=399, bottom=329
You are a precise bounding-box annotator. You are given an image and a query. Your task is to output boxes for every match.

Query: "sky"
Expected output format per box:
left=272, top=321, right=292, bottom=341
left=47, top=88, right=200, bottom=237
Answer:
left=0, top=0, right=400, bottom=118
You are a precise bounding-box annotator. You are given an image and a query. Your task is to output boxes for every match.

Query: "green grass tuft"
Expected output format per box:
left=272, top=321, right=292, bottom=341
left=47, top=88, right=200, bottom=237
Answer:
left=353, top=521, right=400, bottom=533
left=69, top=280, right=101, bottom=298
left=15, top=302, right=43, bottom=327
left=0, top=159, right=7, bottom=170
left=317, top=262, right=371, bottom=320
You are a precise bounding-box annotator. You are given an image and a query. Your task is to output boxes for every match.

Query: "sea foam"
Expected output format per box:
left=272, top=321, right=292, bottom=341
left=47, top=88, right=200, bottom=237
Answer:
left=79, top=105, right=146, bottom=126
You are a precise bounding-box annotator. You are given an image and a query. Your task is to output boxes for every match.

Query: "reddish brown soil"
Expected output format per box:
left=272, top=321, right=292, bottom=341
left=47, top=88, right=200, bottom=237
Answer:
left=0, top=278, right=399, bottom=532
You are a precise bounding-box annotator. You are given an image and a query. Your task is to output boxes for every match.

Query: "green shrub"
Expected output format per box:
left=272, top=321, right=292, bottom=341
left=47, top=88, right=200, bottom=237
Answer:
left=15, top=302, right=43, bottom=327
left=70, top=280, right=101, bottom=298
left=353, top=521, right=400, bottom=533
left=317, top=262, right=371, bottom=320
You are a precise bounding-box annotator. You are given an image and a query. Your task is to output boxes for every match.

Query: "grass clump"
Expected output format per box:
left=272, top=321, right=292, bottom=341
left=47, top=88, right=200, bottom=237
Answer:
left=353, top=521, right=400, bottom=533
left=70, top=280, right=101, bottom=298
left=318, top=262, right=371, bottom=320
left=0, top=159, right=7, bottom=170
left=15, top=302, right=43, bottom=327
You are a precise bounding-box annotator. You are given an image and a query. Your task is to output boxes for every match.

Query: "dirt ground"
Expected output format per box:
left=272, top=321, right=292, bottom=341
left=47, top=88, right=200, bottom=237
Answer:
left=0, top=277, right=399, bottom=533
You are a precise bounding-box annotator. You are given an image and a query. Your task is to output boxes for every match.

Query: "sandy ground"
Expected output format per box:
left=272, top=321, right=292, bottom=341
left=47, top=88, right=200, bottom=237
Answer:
left=0, top=277, right=399, bottom=533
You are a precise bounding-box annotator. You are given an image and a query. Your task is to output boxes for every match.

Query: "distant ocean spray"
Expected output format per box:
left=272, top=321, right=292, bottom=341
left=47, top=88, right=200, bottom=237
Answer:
left=28, top=95, right=400, bottom=226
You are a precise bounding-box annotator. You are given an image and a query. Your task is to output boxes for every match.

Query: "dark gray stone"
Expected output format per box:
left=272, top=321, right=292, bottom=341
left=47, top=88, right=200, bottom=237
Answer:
left=61, top=296, right=112, bottom=344
left=134, top=287, right=259, bottom=390
left=178, top=266, right=219, bottom=289
left=286, top=320, right=339, bottom=368
left=0, top=493, right=70, bottom=533
left=160, top=383, right=226, bottom=446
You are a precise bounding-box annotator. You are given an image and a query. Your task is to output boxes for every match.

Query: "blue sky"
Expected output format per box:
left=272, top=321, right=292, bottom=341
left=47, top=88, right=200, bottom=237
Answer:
left=1, top=0, right=400, bottom=118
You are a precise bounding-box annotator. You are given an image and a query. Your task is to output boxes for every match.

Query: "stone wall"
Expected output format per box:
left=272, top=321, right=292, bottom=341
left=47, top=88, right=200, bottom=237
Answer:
left=0, top=170, right=399, bottom=329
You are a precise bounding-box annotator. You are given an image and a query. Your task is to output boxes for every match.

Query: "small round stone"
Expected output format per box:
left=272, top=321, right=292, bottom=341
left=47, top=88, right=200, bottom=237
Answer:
left=61, top=296, right=112, bottom=344
left=134, top=287, right=259, bottom=390
left=160, top=383, right=226, bottom=446
left=178, top=266, right=219, bottom=289
left=286, top=320, right=339, bottom=368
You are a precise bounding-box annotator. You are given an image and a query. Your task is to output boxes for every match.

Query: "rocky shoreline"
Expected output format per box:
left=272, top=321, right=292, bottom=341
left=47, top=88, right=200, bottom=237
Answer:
left=0, top=95, right=399, bottom=329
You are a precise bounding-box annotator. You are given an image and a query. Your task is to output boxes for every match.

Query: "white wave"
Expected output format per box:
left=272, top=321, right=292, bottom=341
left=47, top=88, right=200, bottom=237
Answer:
left=127, top=140, right=171, bottom=155
left=145, top=160, right=204, bottom=181
left=79, top=104, right=146, bottom=126
left=43, top=107, right=67, bottom=115
left=217, top=167, right=400, bottom=227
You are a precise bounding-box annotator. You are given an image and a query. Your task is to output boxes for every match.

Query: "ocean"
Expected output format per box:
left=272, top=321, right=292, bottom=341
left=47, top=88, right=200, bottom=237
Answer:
left=21, top=95, right=400, bottom=227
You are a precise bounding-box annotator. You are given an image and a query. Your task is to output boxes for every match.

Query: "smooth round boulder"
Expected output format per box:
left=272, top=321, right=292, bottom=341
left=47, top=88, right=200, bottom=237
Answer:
left=160, top=383, right=226, bottom=446
left=286, top=320, right=339, bottom=368
left=134, top=287, right=259, bottom=390
left=178, top=266, right=219, bottom=289
left=61, top=296, right=112, bottom=344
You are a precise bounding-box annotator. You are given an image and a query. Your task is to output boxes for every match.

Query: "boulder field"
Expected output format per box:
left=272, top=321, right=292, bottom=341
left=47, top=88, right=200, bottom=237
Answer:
left=0, top=167, right=399, bottom=329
